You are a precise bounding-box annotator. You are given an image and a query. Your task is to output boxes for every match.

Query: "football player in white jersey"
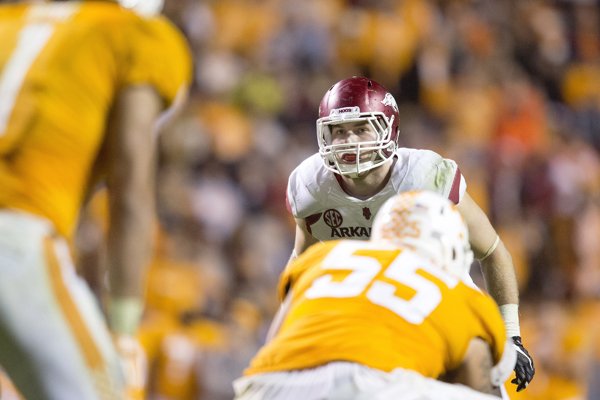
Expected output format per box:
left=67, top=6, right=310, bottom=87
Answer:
left=285, top=76, right=535, bottom=392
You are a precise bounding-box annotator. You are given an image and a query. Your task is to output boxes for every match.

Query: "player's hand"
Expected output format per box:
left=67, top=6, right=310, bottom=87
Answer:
left=511, top=336, right=535, bottom=392
left=113, top=334, right=147, bottom=400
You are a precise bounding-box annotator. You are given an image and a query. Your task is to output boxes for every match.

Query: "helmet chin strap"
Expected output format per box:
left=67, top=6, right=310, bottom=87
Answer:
left=343, top=169, right=361, bottom=179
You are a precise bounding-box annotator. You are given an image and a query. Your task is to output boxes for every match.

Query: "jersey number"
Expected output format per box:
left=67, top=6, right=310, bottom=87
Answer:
left=305, top=242, right=458, bottom=324
left=0, top=4, right=77, bottom=134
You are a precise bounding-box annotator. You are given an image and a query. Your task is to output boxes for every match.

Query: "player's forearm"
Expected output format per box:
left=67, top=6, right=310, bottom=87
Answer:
left=452, top=338, right=500, bottom=395
left=105, top=87, right=159, bottom=300
left=265, top=292, right=293, bottom=342
left=457, top=193, right=518, bottom=307
left=479, top=239, right=520, bottom=307
left=106, top=193, right=153, bottom=335
left=286, top=249, right=299, bottom=267
left=107, top=194, right=154, bottom=299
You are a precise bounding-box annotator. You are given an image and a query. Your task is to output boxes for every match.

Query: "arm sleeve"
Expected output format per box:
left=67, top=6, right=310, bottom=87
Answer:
left=285, top=180, right=296, bottom=217
left=435, top=158, right=467, bottom=204
left=286, top=168, right=305, bottom=218
left=277, top=241, right=333, bottom=301
left=444, top=286, right=508, bottom=372
left=409, top=150, right=467, bottom=204
left=470, top=293, right=508, bottom=365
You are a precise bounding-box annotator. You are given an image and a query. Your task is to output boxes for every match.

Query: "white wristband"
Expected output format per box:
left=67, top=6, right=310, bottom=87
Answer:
left=499, top=304, right=520, bottom=337
left=107, top=297, right=144, bottom=336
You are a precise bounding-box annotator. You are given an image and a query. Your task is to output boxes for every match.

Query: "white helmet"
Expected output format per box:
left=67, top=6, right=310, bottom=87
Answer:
left=118, top=0, right=164, bottom=16
left=372, top=191, right=474, bottom=280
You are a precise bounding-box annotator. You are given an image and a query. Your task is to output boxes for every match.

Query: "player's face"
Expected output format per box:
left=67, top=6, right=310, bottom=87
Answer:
left=329, top=121, right=378, bottom=164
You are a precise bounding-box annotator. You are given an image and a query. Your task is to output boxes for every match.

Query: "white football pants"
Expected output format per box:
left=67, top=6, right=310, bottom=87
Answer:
left=0, top=210, right=124, bottom=400
left=233, top=362, right=501, bottom=400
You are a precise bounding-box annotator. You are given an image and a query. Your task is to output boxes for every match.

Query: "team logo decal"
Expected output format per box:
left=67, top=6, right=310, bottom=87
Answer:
left=381, top=92, right=399, bottom=112
left=323, top=209, right=343, bottom=228
left=362, top=207, right=372, bottom=220
left=322, top=209, right=371, bottom=238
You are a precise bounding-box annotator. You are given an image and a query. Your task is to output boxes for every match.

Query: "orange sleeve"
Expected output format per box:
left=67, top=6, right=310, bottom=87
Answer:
left=120, top=16, right=192, bottom=107
left=467, top=290, right=508, bottom=364
left=277, top=241, right=339, bottom=301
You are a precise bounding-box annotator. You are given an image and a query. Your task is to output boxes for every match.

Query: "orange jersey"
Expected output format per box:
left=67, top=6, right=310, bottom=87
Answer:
left=246, top=240, right=507, bottom=378
left=0, top=1, right=192, bottom=237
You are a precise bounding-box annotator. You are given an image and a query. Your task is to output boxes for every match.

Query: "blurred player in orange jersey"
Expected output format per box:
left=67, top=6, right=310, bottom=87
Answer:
left=234, top=191, right=517, bottom=400
left=0, top=0, right=192, bottom=398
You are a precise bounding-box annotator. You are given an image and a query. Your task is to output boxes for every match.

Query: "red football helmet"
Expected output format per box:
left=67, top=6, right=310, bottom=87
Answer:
left=316, top=77, right=400, bottom=177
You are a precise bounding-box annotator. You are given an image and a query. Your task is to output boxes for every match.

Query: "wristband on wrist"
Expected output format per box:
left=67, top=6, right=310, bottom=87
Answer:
left=499, top=303, right=520, bottom=337
left=107, top=297, right=143, bottom=336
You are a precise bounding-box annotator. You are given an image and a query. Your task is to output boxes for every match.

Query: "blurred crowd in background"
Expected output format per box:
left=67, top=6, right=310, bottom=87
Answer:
left=74, top=0, right=600, bottom=399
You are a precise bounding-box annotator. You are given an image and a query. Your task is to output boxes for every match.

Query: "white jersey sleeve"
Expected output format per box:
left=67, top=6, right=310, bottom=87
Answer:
left=397, top=149, right=467, bottom=204
left=286, top=154, right=337, bottom=219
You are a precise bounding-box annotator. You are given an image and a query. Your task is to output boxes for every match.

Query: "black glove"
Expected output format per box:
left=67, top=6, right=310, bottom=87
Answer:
left=511, top=336, right=535, bottom=392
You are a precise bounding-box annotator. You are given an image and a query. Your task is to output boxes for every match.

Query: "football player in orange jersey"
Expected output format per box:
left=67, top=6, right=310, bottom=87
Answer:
left=0, top=0, right=192, bottom=399
left=234, top=191, right=516, bottom=400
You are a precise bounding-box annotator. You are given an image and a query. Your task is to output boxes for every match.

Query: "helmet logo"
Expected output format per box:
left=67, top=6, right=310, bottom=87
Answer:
left=323, top=209, right=343, bottom=228
left=329, top=107, right=361, bottom=119
left=381, top=93, right=399, bottom=112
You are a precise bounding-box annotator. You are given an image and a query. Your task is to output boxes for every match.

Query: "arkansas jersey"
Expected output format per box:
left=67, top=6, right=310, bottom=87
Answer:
left=245, top=240, right=508, bottom=378
left=0, top=1, right=192, bottom=238
left=286, top=149, right=466, bottom=241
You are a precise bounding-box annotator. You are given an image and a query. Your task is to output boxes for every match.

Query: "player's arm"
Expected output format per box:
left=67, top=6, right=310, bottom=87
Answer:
left=290, top=218, right=318, bottom=263
left=444, top=337, right=501, bottom=396
left=104, top=85, right=162, bottom=336
left=456, top=192, right=519, bottom=313
left=457, top=192, right=535, bottom=391
left=265, top=291, right=293, bottom=342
